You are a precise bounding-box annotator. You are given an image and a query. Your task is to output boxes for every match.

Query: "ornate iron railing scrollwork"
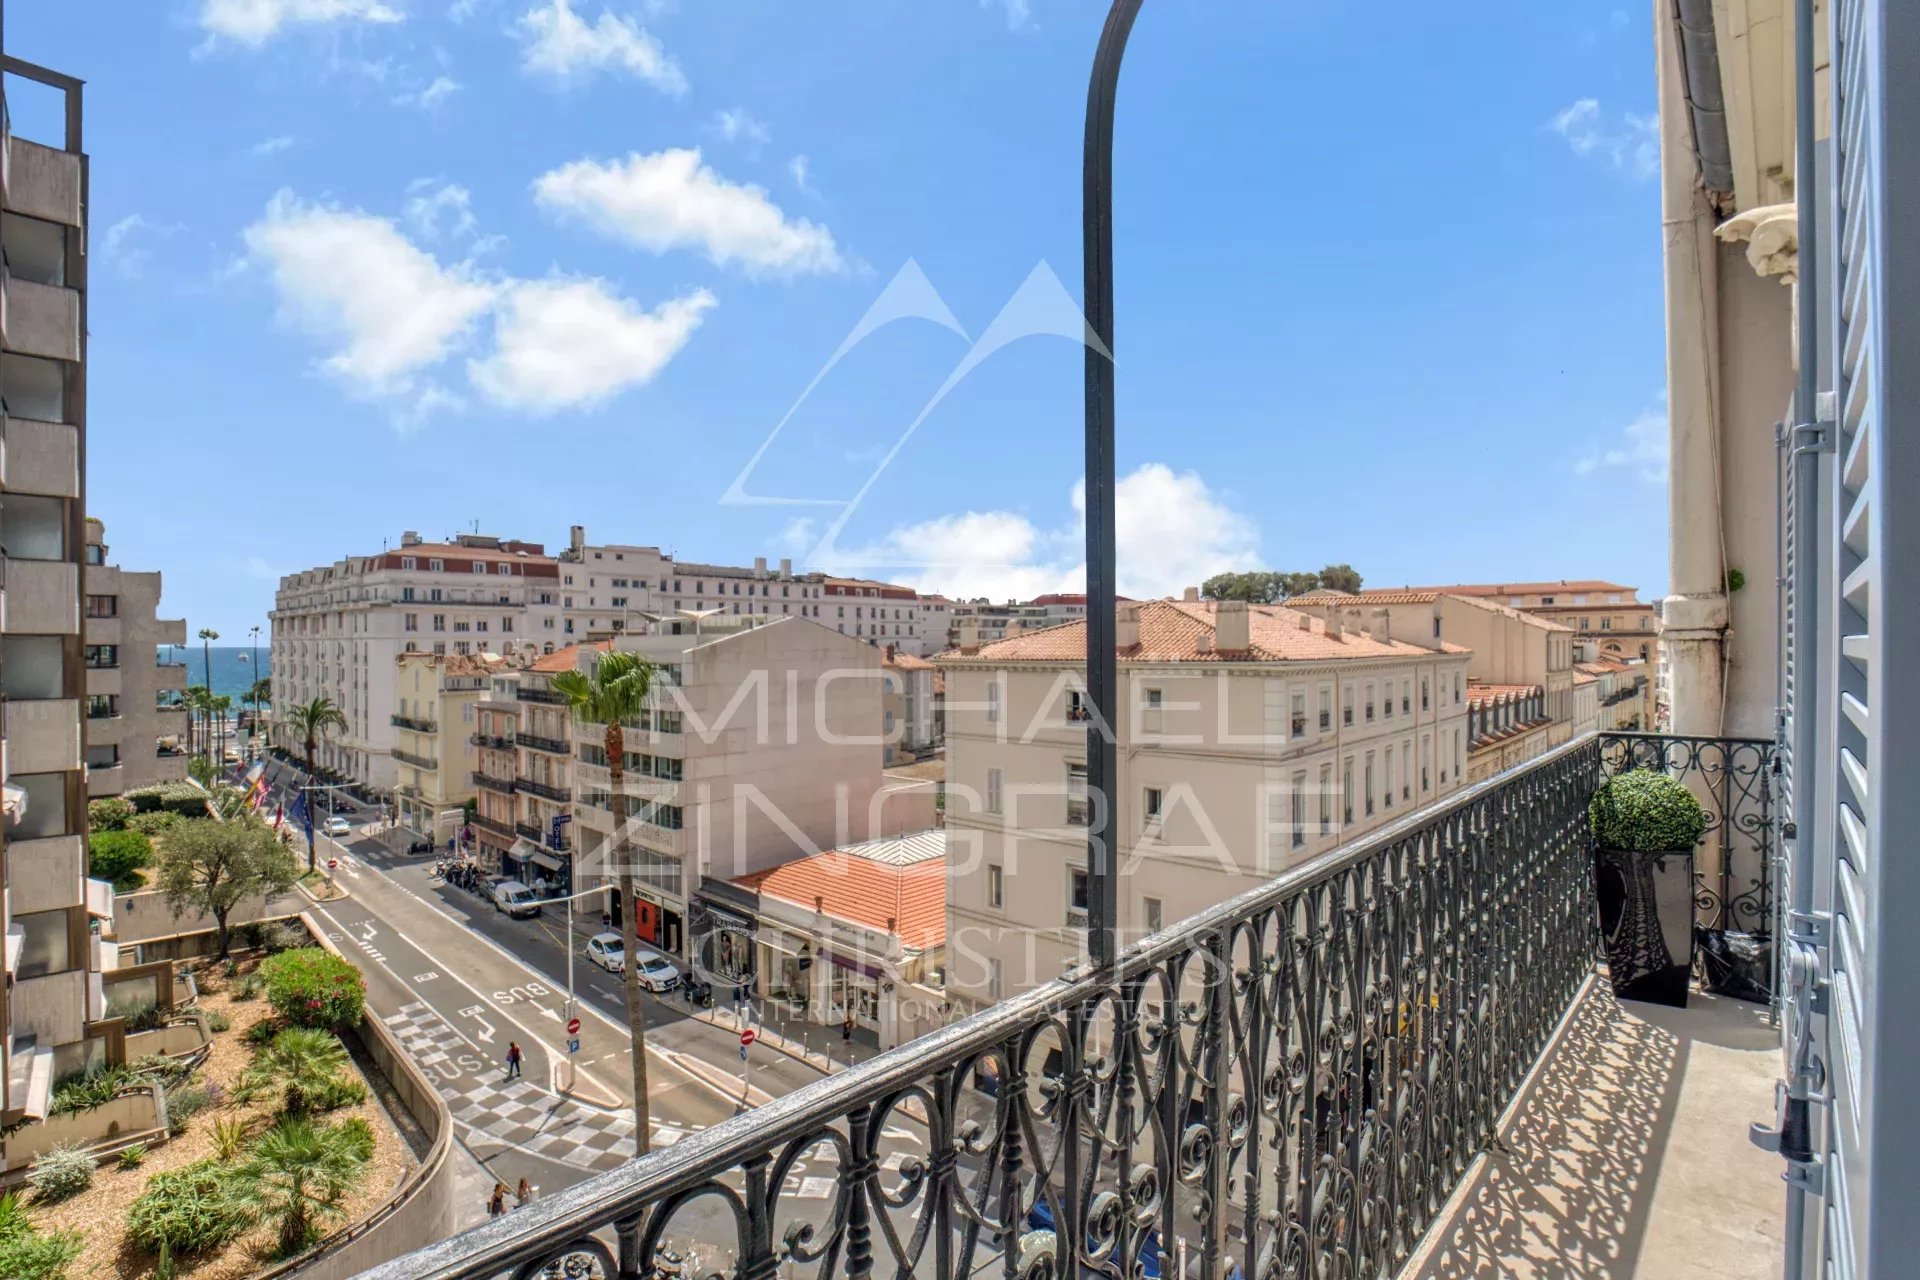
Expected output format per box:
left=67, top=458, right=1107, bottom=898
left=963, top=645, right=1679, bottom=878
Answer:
left=358, top=737, right=1602, bottom=1280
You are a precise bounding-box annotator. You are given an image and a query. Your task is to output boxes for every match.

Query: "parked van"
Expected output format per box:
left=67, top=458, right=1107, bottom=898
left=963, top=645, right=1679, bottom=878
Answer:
left=492, top=880, right=541, bottom=918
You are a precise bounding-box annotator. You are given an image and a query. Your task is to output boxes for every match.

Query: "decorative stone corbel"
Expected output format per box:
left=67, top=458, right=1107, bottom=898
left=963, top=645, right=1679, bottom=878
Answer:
left=1716, top=202, right=1800, bottom=283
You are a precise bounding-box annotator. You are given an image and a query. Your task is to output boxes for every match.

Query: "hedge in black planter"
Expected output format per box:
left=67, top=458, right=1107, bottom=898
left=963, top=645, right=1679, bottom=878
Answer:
left=1589, top=769, right=1709, bottom=1008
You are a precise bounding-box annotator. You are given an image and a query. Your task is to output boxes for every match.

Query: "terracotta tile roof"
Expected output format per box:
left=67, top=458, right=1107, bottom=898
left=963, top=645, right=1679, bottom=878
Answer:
left=883, top=650, right=936, bottom=671
left=942, top=600, right=1441, bottom=665
left=1577, top=658, right=1632, bottom=674
left=1405, top=580, right=1636, bottom=597
left=1468, top=681, right=1543, bottom=707
left=735, top=832, right=947, bottom=949
left=1293, top=589, right=1438, bottom=605
left=528, top=640, right=612, bottom=673
left=1572, top=671, right=1600, bottom=685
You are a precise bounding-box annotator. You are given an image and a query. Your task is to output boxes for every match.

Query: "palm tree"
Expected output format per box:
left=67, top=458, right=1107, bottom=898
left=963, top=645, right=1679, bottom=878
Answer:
left=232, top=1116, right=368, bottom=1256
left=284, top=697, right=347, bottom=871
left=182, top=684, right=209, bottom=763
left=248, top=677, right=274, bottom=748
left=211, top=694, right=233, bottom=769
left=551, top=649, right=657, bottom=1154
left=239, top=1027, right=350, bottom=1115
left=198, top=627, right=219, bottom=706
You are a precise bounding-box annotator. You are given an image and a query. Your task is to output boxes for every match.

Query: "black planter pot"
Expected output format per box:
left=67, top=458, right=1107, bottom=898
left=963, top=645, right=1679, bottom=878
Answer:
left=1593, top=845, right=1694, bottom=1008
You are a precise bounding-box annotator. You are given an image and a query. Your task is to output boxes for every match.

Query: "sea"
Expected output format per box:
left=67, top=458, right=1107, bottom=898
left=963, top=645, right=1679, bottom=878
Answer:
left=160, top=644, right=272, bottom=705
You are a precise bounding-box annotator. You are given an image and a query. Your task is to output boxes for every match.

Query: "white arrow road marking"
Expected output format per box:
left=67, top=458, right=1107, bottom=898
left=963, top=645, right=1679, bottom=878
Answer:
left=472, top=1017, right=497, bottom=1044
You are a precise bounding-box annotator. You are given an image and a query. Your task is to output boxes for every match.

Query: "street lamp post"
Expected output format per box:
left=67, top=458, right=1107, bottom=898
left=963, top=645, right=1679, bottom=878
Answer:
left=535, top=882, right=614, bottom=1094
left=249, top=625, right=261, bottom=754
left=1081, top=0, right=1143, bottom=970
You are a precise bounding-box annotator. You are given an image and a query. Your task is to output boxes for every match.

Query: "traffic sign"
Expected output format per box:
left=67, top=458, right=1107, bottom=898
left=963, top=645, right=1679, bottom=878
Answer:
left=567, top=1017, right=581, bottom=1035
left=327, top=859, right=338, bottom=871
left=740, top=1028, right=756, bottom=1047
left=567, top=1037, right=580, bottom=1055
left=739, top=1046, right=748, bottom=1061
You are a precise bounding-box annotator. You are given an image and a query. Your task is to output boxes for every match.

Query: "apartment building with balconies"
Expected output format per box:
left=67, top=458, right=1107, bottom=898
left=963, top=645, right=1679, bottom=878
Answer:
left=1, top=51, right=122, bottom=1131
left=80, top=519, right=186, bottom=794
left=556, top=524, right=828, bottom=639
left=390, top=650, right=500, bottom=837
left=269, top=530, right=561, bottom=792
left=565, top=616, right=902, bottom=960
left=937, top=598, right=1471, bottom=1007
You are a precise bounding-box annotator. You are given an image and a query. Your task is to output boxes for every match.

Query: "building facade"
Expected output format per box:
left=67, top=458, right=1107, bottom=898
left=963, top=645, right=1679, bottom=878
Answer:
left=881, top=645, right=937, bottom=764
left=555, top=526, right=829, bottom=638
left=391, top=651, right=497, bottom=837
left=270, top=532, right=562, bottom=790
left=81, top=519, right=187, bottom=794
left=820, top=577, right=937, bottom=652
left=1, top=52, right=123, bottom=1124
left=937, top=599, right=1471, bottom=1008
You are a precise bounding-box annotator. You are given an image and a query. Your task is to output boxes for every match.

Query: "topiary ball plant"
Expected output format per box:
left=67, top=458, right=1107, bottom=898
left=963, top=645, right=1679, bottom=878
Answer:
left=1589, top=769, right=1709, bottom=852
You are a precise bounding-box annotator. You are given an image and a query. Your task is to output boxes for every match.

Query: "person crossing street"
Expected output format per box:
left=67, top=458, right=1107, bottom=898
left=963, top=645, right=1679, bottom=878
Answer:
left=504, top=1040, right=523, bottom=1080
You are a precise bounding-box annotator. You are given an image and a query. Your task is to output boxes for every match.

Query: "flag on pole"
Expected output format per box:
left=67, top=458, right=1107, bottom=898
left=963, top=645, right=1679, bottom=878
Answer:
left=290, top=791, right=313, bottom=847
left=272, top=802, right=284, bottom=831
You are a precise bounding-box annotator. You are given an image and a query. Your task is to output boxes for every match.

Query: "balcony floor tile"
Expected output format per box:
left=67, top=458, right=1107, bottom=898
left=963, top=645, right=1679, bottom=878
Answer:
left=1406, top=979, right=1782, bottom=1280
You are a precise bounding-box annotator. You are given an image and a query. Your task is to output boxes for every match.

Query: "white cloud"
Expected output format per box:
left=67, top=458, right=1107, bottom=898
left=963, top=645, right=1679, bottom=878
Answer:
left=199, top=0, right=401, bottom=47
left=1551, top=97, right=1659, bottom=180
left=713, top=107, right=769, bottom=151
left=242, top=190, right=498, bottom=402
left=102, top=214, right=183, bottom=277
left=394, top=74, right=461, bottom=108
left=516, top=0, right=687, bottom=94
left=981, top=0, right=1031, bottom=31
left=788, top=154, right=817, bottom=197
left=832, top=463, right=1261, bottom=602
left=1576, top=400, right=1668, bottom=483
left=250, top=134, right=297, bottom=156
left=468, top=276, right=714, bottom=413
left=533, top=148, right=842, bottom=277
left=245, top=187, right=706, bottom=420
left=403, top=179, right=477, bottom=239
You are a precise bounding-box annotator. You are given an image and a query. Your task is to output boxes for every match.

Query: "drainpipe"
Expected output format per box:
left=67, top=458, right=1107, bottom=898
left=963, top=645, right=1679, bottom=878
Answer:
left=1657, top=1, right=1728, bottom=739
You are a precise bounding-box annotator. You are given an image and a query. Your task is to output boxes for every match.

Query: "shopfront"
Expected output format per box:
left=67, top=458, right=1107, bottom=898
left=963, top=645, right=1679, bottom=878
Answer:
left=691, top=893, right=758, bottom=988
left=610, top=886, right=685, bottom=957
left=818, top=949, right=883, bottom=1033
left=759, top=928, right=814, bottom=1014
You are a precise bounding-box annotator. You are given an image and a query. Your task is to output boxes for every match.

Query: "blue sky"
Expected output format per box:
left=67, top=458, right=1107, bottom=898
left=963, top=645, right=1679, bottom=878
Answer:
left=7, top=0, right=1668, bottom=637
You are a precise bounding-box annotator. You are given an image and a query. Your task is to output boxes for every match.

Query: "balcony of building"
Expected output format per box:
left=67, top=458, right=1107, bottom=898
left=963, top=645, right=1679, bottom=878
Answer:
left=512, top=819, right=571, bottom=852
left=517, top=685, right=566, bottom=706
left=516, top=731, right=569, bottom=757
left=518, top=777, right=570, bottom=804
left=472, top=769, right=516, bottom=795
left=391, top=747, right=438, bottom=771
left=470, top=810, right=515, bottom=841
left=391, top=712, right=438, bottom=733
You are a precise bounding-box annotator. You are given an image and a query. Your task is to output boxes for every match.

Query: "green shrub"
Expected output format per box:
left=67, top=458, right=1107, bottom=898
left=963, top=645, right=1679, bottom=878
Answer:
left=311, top=1076, right=368, bottom=1112
left=127, top=811, right=181, bottom=838
left=166, top=1084, right=214, bottom=1135
left=1588, top=769, right=1711, bottom=852
left=124, top=782, right=213, bottom=818
left=212, top=1117, right=250, bottom=1161
left=260, top=948, right=365, bottom=1029
left=263, top=921, right=310, bottom=954
left=87, top=796, right=135, bottom=831
left=49, top=1063, right=142, bottom=1116
left=245, top=1017, right=285, bottom=1047
left=205, top=1010, right=233, bottom=1033
left=234, top=973, right=265, bottom=1001
left=0, top=1190, right=28, bottom=1240
left=333, top=1116, right=375, bottom=1162
left=0, top=1228, right=84, bottom=1280
left=27, top=1143, right=95, bottom=1201
left=118, top=1143, right=147, bottom=1170
left=125, top=1159, right=252, bottom=1257
left=87, top=828, right=153, bottom=891
left=126, top=1004, right=167, bottom=1033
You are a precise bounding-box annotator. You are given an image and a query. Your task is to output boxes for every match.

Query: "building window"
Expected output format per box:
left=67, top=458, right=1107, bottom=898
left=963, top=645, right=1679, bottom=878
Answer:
left=401, top=556, right=417, bottom=570
left=1420, top=677, right=1429, bottom=710
left=987, top=864, right=1004, bottom=909
left=1067, top=867, right=1091, bottom=926
left=432, top=614, right=446, bottom=631
left=1364, top=754, right=1375, bottom=816
left=1066, top=762, right=1090, bottom=826
left=1432, top=616, right=1441, bottom=639
left=85, top=644, right=119, bottom=669
left=1318, top=763, right=1333, bottom=833
left=1454, top=673, right=1463, bottom=703
left=1602, top=617, right=1613, bottom=630
left=1421, top=736, right=1432, bottom=792
left=404, top=613, right=418, bottom=632
left=988, top=958, right=1005, bottom=1001
left=1343, top=685, right=1354, bottom=726
left=429, top=558, right=444, bottom=572
left=986, top=680, right=1001, bottom=724
left=1383, top=751, right=1394, bottom=808
left=85, top=594, right=117, bottom=618
left=1143, top=786, right=1163, bottom=825
left=1401, top=679, right=1411, bottom=714
left=1318, top=685, right=1333, bottom=731
left=1290, top=772, right=1306, bottom=847
left=985, top=767, right=1003, bottom=815
left=1365, top=684, right=1376, bottom=721
left=1402, top=742, right=1412, bottom=800
left=1142, top=896, right=1163, bottom=934
left=1290, top=691, right=1307, bottom=739
left=473, top=562, right=487, bottom=574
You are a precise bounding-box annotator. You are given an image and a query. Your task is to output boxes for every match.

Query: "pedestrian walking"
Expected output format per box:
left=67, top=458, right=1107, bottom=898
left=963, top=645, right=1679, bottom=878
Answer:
left=516, top=1177, right=536, bottom=1208
left=504, top=1041, right=523, bottom=1080
left=601, top=909, right=613, bottom=932
left=842, top=1014, right=855, bottom=1046
left=488, top=1183, right=508, bottom=1217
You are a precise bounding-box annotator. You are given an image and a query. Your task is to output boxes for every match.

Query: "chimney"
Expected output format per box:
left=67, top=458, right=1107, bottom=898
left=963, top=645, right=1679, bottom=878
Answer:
left=1183, top=586, right=1200, bottom=602
left=1215, top=599, right=1250, bottom=651
left=570, top=525, right=585, bottom=554
left=884, top=643, right=896, bottom=663
left=1298, top=613, right=1311, bottom=631
left=1372, top=607, right=1391, bottom=640
left=401, top=530, right=422, bottom=548
left=779, top=557, right=792, bottom=576
left=959, top=619, right=981, bottom=650
left=1327, top=614, right=1344, bottom=639
left=1115, top=602, right=1142, bottom=650
left=754, top=556, right=768, bottom=576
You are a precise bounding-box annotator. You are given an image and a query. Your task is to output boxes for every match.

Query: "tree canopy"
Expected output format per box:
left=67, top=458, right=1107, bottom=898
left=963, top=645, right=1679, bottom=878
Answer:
left=1200, top=565, right=1364, bottom=603
left=154, top=817, right=299, bottom=958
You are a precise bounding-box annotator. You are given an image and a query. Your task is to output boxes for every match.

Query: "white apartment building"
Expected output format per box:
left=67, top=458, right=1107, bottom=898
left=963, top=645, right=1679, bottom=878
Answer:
left=390, top=651, right=499, bottom=836
left=820, top=578, right=943, bottom=654
left=938, top=599, right=1471, bottom=1007
left=1, top=51, right=129, bottom=1129
left=556, top=525, right=828, bottom=638
left=562, top=616, right=912, bottom=959
left=881, top=645, right=938, bottom=763
left=270, top=532, right=562, bottom=791
left=82, top=519, right=187, bottom=794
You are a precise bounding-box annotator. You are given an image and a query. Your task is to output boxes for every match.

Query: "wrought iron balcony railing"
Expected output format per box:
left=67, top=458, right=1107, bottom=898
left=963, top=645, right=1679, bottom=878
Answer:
left=392, top=748, right=438, bottom=771
left=472, top=771, right=516, bottom=794
left=518, top=686, right=566, bottom=705
left=518, top=732, right=570, bottom=756
left=362, top=735, right=1599, bottom=1280
left=470, top=811, right=514, bottom=839
left=472, top=732, right=516, bottom=751
left=392, top=713, right=438, bottom=733
left=519, top=778, right=571, bottom=803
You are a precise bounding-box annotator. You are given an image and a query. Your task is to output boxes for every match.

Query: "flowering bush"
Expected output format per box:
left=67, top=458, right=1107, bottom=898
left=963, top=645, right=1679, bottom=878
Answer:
left=259, top=949, right=366, bottom=1030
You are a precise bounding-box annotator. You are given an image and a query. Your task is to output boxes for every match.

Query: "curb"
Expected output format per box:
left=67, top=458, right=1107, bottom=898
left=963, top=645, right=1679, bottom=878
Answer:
left=656, top=1045, right=775, bottom=1109
left=296, top=875, right=349, bottom=905
left=686, top=1007, right=876, bottom=1078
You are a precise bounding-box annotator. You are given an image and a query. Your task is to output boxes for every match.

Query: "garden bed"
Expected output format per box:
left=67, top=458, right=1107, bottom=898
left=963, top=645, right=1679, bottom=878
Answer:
left=24, top=953, right=415, bottom=1280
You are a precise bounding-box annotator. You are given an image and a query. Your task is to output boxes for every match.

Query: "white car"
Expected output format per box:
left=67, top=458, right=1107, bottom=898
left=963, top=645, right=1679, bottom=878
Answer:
left=324, top=816, right=353, bottom=837
left=585, top=932, right=625, bottom=973
left=632, top=947, right=682, bottom=993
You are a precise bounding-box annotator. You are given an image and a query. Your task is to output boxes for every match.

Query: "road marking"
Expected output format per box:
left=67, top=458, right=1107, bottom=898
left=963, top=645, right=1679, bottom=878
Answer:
left=415, top=971, right=440, bottom=983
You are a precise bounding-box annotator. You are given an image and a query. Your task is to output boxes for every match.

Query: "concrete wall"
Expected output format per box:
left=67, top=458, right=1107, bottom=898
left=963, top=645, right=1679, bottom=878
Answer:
left=6, top=558, right=78, bottom=633
left=1, top=1087, right=166, bottom=1175
left=4, top=138, right=83, bottom=226
left=1, top=416, right=78, bottom=498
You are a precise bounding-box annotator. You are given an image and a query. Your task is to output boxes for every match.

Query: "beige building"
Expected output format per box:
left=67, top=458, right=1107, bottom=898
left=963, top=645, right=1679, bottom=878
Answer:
left=938, top=599, right=1471, bottom=1007
left=391, top=651, right=499, bottom=837
left=81, top=520, right=187, bottom=795
left=270, top=531, right=563, bottom=790
left=1, top=53, right=128, bottom=1125
left=556, top=525, right=828, bottom=639
left=881, top=645, right=937, bottom=764
left=1463, top=683, right=1553, bottom=783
